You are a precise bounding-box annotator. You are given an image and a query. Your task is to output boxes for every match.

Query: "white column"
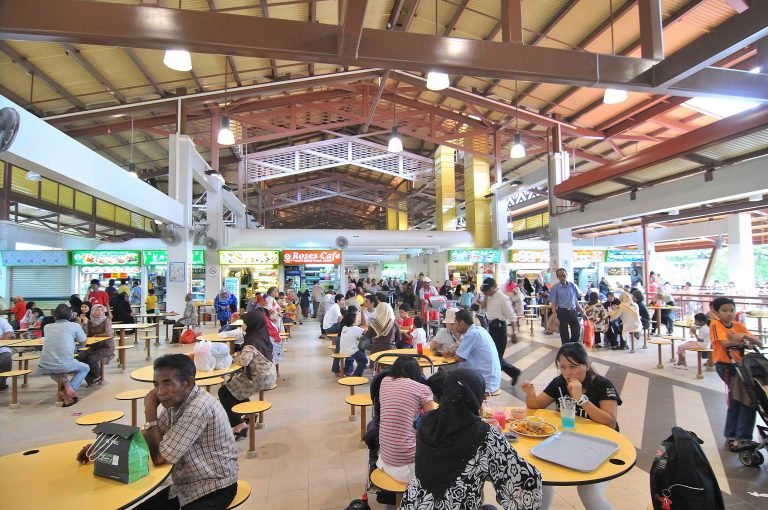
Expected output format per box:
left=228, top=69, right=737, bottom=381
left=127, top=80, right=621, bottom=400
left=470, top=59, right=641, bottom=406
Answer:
left=166, top=134, right=194, bottom=314
left=205, top=251, right=221, bottom=301
left=549, top=215, right=573, bottom=283
left=727, top=213, right=754, bottom=292
left=493, top=195, right=510, bottom=246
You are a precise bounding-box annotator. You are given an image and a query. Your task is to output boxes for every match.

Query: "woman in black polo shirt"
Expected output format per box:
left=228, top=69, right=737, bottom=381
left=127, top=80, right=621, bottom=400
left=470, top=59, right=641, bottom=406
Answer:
left=521, top=343, right=622, bottom=510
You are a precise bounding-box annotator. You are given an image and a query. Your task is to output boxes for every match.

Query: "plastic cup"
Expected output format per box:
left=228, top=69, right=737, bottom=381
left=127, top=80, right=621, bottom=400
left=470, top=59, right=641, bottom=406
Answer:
left=509, top=407, right=527, bottom=420
left=416, top=343, right=423, bottom=355
left=559, top=397, right=576, bottom=430
left=492, top=406, right=508, bottom=430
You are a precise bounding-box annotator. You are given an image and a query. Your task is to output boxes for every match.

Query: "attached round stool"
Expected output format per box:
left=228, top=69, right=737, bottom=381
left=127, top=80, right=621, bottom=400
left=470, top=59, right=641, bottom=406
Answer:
left=649, top=339, right=672, bottom=369
left=198, top=376, right=225, bottom=393
left=15, top=353, right=40, bottom=387
left=232, top=400, right=272, bottom=458
left=114, top=345, right=133, bottom=371
left=114, top=389, right=150, bottom=427
left=345, top=394, right=372, bottom=441
left=330, top=353, right=350, bottom=377
left=142, top=335, right=160, bottom=360
left=338, top=377, right=369, bottom=421
left=0, top=369, right=31, bottom=408
left=75, top=410, right=125, bottom=426
left=256, top=383, right=278, bottom=429
left=227, top=480, right=252, bottom=509
left=370, top=468, right=407, bottom=507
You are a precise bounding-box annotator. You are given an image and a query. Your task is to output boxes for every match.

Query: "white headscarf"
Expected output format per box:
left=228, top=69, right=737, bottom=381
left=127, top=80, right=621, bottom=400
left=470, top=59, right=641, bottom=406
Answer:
left=370, top=302, right=394, bottom=337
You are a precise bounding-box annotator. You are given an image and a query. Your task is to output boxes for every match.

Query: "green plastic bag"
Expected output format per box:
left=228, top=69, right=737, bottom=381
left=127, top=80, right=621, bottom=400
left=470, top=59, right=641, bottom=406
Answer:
left=88, top=422, right=150, bottom=483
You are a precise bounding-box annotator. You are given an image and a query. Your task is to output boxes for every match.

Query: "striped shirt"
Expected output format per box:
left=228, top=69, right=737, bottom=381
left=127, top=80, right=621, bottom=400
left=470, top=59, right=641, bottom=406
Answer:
left=159, top=386, right=239, bottom=506
left=379, top=377, right=433, bottom=467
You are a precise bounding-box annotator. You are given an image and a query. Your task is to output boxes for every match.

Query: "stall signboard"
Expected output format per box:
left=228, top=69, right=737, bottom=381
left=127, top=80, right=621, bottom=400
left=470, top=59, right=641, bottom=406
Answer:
left=383, top=263, right=407, bottom=272
left=509, top=250, right=550, bottom=264
left=449, top=250, right=500, bottom=263
left=81, top=265, right=141, bottom=274
left=1, top=250, right=69, bottom=266
left=605, top=250, right=644, bottom=263
left=219, top=251, right=280, bottom=265
left=572, top=250, right=606, bottom=266
left=143, top=250, right=206, bottom=265
left=282, top=250, right=342, bottom=265
left=71, top=250, right=140, bottom=266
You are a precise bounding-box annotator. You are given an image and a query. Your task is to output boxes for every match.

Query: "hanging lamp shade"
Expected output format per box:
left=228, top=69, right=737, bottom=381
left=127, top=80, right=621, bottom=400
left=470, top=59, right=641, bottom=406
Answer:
left=163, top=49, right=192, bottom=72
left=426, top=72, right=450, bottom=91
left=603, top=88, right=628, bottom=105
left=510, top=132, right=526, bottom=159
left=218, top=116, right=235, bottom=146
left=388, top=126, right=403, bottom=153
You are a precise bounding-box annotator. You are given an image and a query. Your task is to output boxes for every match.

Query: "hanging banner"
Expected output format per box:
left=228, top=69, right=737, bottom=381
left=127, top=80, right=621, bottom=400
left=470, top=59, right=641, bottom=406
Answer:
left=219, top=251, right=280, bottom=265
left=604, top=250, right=644, bottom=263
left=142, top=250, right=206, bottom=265
left=572, top=250, right=606, bottom=266
left=509, top=250, right=550, bottom=264
left=1, top=250, right=69, bottom=266
left=71, top=251, right=140, bottom=266
left=448, top=250, right=500, bottom=263
left=282, top=250, right=342, bottom=265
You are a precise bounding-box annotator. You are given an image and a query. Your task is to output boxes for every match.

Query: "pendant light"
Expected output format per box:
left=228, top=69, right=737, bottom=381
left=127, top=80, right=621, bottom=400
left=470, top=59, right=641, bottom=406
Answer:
left=510, top=81, right=526, bottom=159
left=163, top=1, right=193, bottom=71
left=128, top=115, right=139, bottom=178
left=387, top=88, right=403, bottom=153
left=603, top=0, right=627, bottom=104
left=426, top=0, right=449, bottom=91
left=217, top=57, right=235, bottom=146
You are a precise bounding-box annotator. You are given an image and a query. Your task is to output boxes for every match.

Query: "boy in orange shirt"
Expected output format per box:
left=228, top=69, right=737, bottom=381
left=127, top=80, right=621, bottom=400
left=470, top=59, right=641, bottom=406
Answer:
left=709, top=297, right=761, bottom=452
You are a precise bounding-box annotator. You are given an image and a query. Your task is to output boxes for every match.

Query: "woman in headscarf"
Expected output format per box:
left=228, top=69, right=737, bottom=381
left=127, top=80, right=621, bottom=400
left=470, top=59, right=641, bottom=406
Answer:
left=110, top=292, right=134, bottom=324
left=401, top=369, right=542, bottom=510
left=214, top=288, right=237, bottom=328
left=218, top=310, right=277, bottom=439
left=609, top=291, right=641, bottom=351
left=366, top=302, right=401, bottom=353
left=299, top=283, right=310, bottom=319
left=76, top=304, right=115, bottom=386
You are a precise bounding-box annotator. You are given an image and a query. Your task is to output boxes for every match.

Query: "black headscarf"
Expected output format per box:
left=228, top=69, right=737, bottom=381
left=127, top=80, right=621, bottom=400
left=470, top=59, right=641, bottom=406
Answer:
left=415, top=368, right=489, bottom=499
left=242, top=311, right=273, bottom=362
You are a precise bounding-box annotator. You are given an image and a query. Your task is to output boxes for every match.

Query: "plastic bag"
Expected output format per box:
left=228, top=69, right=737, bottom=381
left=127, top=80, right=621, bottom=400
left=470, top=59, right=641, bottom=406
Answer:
left=180, top=327, right=197, bottom=344
left=583, top=320, right=594, bottom=348
left=546, top=314, right=560, bottom=333
left=210, top=342, right=232, bottom=369
left=193, top=340, right=216, bottom=372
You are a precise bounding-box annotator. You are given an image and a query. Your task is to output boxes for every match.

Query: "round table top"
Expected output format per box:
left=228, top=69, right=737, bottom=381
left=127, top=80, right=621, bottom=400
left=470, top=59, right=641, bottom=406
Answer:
left=114, top=388, right=151, bottom=400
left=370, top=348, right=457, bottom=367
left=345, top=394, right=372, bottom=407
left=129, top=363, right=242, bottom=383
left=648, top=339, right=672, bottom=345
left=75, top=411, right=125, bottom=426
left=232, top=400, right=272, bottom=414
left=112, top=323, right=154, bottom=330
left=197, top=333, right=238, bottom=342
left=0, top=339, right=25, bottom=348
left=197, top=376, right=225, bottom=386
left=0, top=369, right=31, bottom=377
left=85, top=336, right=112, bottom=346
left=8, top=339, right=44, bottom=348
left=0, top=440, right=171, bottom=509
left=14, top=353, right=40, bottom=361
left=338, top=376, right=369, bottom=386
left=509, top=409, right=636, bottom=486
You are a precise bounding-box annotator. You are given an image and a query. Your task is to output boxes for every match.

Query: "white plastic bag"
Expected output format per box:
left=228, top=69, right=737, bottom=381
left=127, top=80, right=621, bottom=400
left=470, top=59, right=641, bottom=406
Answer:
left=193, top=340, right=216, bottom=372
left=210, top=342, right=233, bottom=369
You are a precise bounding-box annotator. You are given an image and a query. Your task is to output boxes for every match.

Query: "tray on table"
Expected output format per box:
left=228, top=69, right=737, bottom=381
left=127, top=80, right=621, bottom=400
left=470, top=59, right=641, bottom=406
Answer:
left=530, top=430, right=620, bottom=472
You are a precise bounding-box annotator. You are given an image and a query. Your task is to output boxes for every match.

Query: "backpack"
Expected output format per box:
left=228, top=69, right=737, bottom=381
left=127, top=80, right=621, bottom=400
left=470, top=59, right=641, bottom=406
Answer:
left=650, top=427, right=724, bottom=510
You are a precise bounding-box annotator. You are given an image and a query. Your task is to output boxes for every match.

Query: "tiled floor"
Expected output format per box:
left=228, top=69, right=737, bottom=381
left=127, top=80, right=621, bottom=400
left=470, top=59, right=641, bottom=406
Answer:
left=0, top=318, right=766, bottom=509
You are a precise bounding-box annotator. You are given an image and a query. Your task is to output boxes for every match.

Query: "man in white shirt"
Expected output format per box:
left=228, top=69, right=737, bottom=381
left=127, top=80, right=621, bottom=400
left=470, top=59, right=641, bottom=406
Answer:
left=362, top=294, right=378, bottom=325
left=0, top=316, right=15, bottom=391
left=322, top=294, right=344, bottom=335
left=481, top=278, right=521, bottom=386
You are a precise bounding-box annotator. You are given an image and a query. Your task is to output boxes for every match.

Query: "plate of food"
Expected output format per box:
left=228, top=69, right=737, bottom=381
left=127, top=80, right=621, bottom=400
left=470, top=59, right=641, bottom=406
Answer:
left=508, top=419, right=558, bottom=438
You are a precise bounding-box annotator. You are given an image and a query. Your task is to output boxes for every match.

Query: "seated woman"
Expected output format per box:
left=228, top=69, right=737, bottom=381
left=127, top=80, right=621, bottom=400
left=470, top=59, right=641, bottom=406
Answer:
left=76, top=303, right=115, bottom=386
left=521, top=343, right=622, bottom=510
left=401, top=369, right=542, bottom=510
left=609, top=292, right=641, bottom=350
left=218, top=311, right=276, bottom=439
left=110, top=292, right=134, bottom=324
left=583, top=292, right=607, bottom=348
left=367, top=302, right=402, bottom=354
left=38, top=304, right=88, bottom=407
left=338, top=309, right=368, bottom=377
left=377, top=357, right=436, bottom=483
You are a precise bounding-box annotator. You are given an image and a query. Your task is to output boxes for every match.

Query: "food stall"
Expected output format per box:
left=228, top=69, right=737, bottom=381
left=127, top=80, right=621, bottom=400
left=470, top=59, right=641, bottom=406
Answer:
left=382, top=262, right=408, bottom=281
left=447, top=250, right=500, bottom=285
left=71, top=250, right=141, bottom=297
left=508, top=250, right=550, bottom=286
left=219, top=250, right=281, bottom=306
left=142, top=250, right=206, bottom=303
left=282, top=250, right=341, bottom=291
left=602, top=250, right=644, bottom=288
left=572, top=249, right=606, bottom=291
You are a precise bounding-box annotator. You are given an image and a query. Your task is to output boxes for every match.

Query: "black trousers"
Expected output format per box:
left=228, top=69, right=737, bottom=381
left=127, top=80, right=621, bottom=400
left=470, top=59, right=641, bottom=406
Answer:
left=556, top=308, right=580, bottom=344
left=217, top=385, right=248, bottom=427
left=488, top=319, right=520, bottom=378
left=135, top=483, right=237, bottom=510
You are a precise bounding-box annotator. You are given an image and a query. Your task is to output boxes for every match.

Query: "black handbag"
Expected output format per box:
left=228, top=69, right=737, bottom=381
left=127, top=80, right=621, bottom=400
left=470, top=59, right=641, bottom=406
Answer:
left=358, top=334, right=372, bottom=351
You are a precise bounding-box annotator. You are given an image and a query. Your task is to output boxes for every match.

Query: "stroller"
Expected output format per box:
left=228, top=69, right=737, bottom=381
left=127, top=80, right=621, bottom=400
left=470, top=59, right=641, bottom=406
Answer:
left=726, top=345, right=768, bottom=467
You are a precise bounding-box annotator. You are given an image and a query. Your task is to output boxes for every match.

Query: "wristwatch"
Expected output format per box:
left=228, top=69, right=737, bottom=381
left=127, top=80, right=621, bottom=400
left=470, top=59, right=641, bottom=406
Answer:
left=576, top=395, right=589, bottom=406
left=143, top=421, right=158, bottom=430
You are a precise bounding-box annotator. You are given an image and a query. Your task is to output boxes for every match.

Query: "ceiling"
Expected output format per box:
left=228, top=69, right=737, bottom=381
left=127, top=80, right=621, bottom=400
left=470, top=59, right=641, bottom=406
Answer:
left=0, top=0, right=766, bottom=230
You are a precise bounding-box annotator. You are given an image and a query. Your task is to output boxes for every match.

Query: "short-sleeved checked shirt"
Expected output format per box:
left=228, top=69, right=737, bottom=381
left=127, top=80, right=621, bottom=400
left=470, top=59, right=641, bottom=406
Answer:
left=158, top=385, right=238, bottom=506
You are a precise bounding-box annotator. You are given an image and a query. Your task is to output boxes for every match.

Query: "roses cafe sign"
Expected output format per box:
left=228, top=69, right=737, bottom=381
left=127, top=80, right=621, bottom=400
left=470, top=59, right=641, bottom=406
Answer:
left=282, top=250, right=342, bottom=265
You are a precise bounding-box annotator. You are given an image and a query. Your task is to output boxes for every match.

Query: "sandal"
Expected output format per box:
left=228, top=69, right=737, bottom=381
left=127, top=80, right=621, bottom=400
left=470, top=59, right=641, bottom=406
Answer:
left=62, top=397, right=79, bottom=408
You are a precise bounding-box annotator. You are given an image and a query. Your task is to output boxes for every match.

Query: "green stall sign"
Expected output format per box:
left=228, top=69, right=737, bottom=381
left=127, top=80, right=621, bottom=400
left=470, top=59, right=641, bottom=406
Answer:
left=71, top=251, right=141, bottom=266
left=142, top=250, right=206, bottom=265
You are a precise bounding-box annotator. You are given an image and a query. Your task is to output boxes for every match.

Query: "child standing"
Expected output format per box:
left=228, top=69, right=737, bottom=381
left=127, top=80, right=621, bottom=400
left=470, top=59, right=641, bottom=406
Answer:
left=145, top=288, right=157, bottom=323
left=411, top=316, right=427, bottom=347
left=674, top=313, right=710, bottom=368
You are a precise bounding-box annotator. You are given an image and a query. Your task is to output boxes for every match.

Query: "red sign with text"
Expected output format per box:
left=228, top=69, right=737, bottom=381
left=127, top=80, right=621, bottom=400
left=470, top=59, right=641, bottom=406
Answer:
left=282, top=250, right=342, bottom=265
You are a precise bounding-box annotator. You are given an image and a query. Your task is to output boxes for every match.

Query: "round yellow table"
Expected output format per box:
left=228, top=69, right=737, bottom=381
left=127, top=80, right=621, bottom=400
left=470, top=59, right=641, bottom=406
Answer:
left=0, top=440, right=171, bottom=508
left=509, top=409, right=636, bottom=486
left=370, top=348, right=456, bottom=370
left=75, top=410, right=125, bottom=426
left=129, top=363, right=242, bottom=383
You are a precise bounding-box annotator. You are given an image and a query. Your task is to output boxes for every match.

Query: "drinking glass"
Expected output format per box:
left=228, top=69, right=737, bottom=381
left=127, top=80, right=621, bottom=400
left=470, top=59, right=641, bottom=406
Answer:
left=559, top=396, right=576, bottom=430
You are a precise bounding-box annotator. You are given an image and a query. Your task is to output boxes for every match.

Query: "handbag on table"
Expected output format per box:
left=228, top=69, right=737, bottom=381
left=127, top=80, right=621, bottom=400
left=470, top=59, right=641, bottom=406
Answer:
left=86, top=422, right=149, bottom=484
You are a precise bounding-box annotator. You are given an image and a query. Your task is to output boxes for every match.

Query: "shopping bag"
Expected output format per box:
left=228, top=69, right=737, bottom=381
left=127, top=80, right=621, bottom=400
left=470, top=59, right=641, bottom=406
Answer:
left=583, top=320, right=594, bottom=348
left=193, top=340, right=216, bottom=372
left=210, top=342, right=233, bottom=369
left=87, top=422, right=149, bottom=483
left=180, top=327, right=197, bottom=344
left=546, top=314, right=560, bottom=333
